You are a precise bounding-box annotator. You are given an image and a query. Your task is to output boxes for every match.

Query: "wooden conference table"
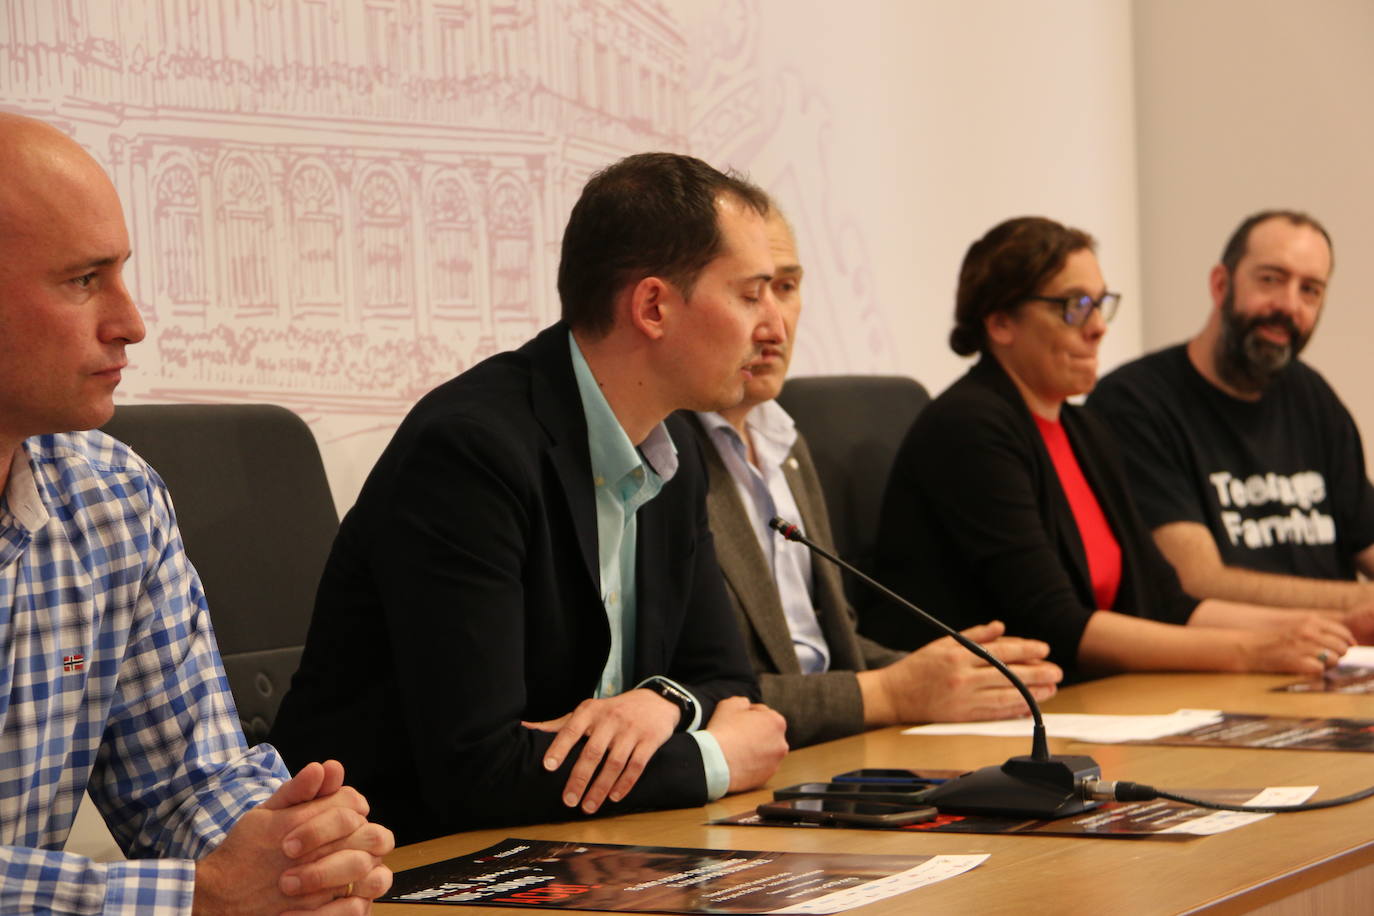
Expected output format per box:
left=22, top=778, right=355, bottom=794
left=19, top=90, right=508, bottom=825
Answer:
left=376, top=673, right=1374, bottom=915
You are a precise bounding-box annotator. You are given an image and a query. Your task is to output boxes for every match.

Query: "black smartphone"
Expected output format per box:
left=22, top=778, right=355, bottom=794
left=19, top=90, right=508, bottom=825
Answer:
left=756, top=798, right=939, bottom=827
left=773, top=782, right=932, bottom=805
left=831, top=768, right=947, bottom=785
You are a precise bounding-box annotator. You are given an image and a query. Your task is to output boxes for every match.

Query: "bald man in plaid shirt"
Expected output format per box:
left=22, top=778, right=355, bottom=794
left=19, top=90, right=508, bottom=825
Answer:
left=0, top=112, right=393, bottom=914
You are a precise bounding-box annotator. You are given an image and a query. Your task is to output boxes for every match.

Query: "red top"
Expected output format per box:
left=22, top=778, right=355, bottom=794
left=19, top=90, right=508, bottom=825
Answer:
left=1033, top=413, right=1122, bottom=610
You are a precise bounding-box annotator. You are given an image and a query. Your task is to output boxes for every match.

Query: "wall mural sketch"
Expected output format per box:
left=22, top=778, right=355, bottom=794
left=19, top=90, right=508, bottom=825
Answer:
left=1, top=0, right=889, bottom=506
left=673, top=0, right=894, bottom=377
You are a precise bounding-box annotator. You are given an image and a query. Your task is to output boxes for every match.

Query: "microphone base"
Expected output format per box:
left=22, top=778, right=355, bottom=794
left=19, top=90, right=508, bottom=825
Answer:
left=922, top=754, right=1102, bottom=820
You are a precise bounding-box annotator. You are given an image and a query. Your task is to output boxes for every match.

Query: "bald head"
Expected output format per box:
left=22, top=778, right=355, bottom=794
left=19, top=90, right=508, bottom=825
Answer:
left=0, top=112, right=142, bottom=446
left=0, top=113, right=122, bottom=245
left=0, top=109, right=84, bottom=150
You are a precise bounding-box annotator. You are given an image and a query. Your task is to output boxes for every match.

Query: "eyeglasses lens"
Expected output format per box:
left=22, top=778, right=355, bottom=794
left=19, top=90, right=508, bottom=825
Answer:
left=1064, top=294, right=1119, bottom=326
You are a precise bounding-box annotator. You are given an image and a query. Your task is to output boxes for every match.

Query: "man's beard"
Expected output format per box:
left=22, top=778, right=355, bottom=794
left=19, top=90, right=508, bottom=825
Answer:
left=1214, top=286, right=1310, bottom=395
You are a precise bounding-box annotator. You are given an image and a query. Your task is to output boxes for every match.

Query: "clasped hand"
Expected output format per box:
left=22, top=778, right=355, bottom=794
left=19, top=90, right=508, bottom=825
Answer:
left=193, top=759, right=394, bottom=915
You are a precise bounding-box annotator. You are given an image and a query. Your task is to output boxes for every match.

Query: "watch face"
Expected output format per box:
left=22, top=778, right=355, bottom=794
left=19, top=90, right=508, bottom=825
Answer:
left=655, top=684, right=682, bottom=705
left=647, top=680, right=692, bottom=729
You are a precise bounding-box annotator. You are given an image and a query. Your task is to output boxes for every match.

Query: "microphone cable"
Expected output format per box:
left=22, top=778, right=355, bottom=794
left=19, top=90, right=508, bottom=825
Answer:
left=1084, top=778, right=1374, bottom=813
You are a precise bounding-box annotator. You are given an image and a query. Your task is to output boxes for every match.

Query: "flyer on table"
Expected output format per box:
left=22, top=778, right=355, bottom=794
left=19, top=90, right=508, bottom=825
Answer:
left=382, top=837, right=987, bottom=913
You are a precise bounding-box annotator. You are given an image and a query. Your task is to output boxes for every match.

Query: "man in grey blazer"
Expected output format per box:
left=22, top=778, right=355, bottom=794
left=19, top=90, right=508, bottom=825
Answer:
left=686, top=208, right=1064, bottom=748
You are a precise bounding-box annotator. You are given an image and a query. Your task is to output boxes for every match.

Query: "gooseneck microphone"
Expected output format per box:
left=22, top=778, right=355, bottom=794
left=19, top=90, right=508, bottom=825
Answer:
left=773, top=516, right=1374, bottom=818
left=769, top=516, right=1101, bottom=819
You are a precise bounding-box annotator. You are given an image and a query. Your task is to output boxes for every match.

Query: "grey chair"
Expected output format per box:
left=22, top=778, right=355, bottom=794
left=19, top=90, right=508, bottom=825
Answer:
left=776, top=374, right=930, bottom=607
left=102, top=404, right=338, bottom=746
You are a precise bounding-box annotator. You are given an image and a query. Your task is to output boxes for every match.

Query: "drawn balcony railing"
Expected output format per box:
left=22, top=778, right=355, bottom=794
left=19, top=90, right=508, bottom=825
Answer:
left=0, top=40, right=686, bottom=147
left=154, top=323, right=466, bottom=400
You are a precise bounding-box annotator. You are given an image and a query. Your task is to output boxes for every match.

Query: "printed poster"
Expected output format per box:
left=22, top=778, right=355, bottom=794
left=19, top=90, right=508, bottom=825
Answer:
left=382, top=837, right=986, bottom=913
left=1273, top=666, right=1374, bottom=694
left=1135, top=712, right=1374, bottom=751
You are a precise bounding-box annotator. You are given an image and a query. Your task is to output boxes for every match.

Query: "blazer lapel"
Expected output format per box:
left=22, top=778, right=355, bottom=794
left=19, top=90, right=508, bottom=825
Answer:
left=975, top=358, right=1094, bottom=603
left=526, top=324, right=600, bottom=592
left=783, top=449, right=864, bottom=671
left=695, top=419, right=802, bottom=675
left=1062, top=411, right=1128, bottom=596
left=1037, top=434, right=1094, bottom=604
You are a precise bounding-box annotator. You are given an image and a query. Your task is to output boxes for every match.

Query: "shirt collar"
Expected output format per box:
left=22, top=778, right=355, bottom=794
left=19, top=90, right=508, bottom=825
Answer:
left=697, top=399, right=798, bottom=472
left=569, top=331, right=678, bottom=485
left=4, top=442, right=49, bottom=534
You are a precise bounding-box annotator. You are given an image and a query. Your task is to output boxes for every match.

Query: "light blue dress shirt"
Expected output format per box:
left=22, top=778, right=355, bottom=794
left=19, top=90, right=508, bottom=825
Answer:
left=698, top=402, right=831, bottom=673
left=569, top=333, right=729, bottom=800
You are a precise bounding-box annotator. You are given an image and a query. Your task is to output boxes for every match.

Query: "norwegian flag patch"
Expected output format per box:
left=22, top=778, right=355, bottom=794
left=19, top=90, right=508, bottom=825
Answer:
left=62, top=654, right=85, bottom=673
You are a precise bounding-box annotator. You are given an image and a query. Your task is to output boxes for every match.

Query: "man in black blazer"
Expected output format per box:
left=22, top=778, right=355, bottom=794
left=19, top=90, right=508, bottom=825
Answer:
left=271, top=153, right=788, bottom=844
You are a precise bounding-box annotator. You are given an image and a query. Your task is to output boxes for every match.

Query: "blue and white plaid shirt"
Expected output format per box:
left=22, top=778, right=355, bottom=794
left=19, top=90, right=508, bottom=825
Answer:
left=0, top=431, right=288, bottom=914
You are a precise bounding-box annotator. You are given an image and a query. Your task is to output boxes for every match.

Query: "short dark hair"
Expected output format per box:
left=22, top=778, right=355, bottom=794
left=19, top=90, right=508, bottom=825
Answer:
left=557, top=152, right=770, bottom=337
left=950, top=216, right=1096, bottom=356
left=1219, top=209, right=1334, bottom=274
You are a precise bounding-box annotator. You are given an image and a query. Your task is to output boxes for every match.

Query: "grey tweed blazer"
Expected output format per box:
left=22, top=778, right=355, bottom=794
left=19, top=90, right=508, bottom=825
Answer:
left=683, top=412, right=905, bottom=748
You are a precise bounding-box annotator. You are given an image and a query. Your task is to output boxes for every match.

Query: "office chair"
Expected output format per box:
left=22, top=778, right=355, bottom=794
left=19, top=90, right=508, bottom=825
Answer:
left=102, top=404, right=338, bottom=745
left=776, top=374, right=930, bottom=607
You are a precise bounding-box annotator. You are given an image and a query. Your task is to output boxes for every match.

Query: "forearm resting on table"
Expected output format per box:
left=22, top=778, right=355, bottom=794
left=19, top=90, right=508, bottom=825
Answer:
left=1155, top=521, right=1374, bottom=610
left=1077, top=610, right=1249, bottom=674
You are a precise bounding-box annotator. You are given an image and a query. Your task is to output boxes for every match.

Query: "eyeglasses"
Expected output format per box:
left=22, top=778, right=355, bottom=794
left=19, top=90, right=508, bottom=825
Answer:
left=1024, top=292, right=1122, bottom=326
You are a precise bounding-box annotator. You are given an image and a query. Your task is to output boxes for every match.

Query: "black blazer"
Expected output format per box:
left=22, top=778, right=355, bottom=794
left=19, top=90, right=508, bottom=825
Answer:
left=271, top=323, right=758, bottom=843
left=864, top=356, right=1198, bottom=679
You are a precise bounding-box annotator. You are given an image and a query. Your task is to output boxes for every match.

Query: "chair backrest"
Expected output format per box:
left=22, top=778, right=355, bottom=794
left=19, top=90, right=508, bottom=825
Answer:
left=102, top=404, right=338, bottom=746
left=776, top=375, right=930, bottom=605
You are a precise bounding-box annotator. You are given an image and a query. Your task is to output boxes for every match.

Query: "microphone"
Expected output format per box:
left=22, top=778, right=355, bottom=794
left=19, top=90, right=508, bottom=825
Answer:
left=770, top=516, right=1101, bottom=819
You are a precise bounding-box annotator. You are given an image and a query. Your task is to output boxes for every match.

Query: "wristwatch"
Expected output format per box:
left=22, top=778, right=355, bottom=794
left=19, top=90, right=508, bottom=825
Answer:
left=641, top=676, right=696, bottom=732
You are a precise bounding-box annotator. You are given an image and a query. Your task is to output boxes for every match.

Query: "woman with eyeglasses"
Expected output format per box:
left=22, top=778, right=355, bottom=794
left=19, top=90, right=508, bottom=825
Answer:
left=865, top=216, right=1358, bottom=680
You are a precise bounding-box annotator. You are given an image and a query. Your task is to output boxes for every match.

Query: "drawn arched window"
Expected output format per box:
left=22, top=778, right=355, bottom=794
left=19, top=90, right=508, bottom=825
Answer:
left=489, top=179, right=532, bottom=327
left=358, top=169, right=412, bottom=322
left=426, top=175, right=475, bottom=319
left=153, top=163, right=207, bottom=318
left=218, top=157, right=276, bottom=319
left=289, top=164, right=343, bottom=320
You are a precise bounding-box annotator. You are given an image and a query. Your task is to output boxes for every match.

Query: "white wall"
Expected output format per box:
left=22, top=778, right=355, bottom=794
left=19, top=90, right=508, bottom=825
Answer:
left=630, top=0, right=1150, bottom=472
left=1134, top=0, right=1374, bottom=445
left=677, top=0, right=1143, bottom=398
left=865, top=0, right=1142, bottom=391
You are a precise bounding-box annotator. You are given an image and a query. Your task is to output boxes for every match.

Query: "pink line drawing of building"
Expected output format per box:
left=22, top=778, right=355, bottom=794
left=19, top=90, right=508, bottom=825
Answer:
left=2, top=0, right=890, bottom=507
left=2, top=0, right=689, bottom=417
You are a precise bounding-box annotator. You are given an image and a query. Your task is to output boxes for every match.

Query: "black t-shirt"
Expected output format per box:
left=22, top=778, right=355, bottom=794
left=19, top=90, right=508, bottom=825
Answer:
left=1087, top=344, right=1374, bottom=580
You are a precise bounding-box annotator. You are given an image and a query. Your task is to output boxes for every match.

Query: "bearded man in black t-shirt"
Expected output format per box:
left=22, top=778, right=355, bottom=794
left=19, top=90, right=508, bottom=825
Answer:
left=1088, top=210, right=1374, bottom=613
